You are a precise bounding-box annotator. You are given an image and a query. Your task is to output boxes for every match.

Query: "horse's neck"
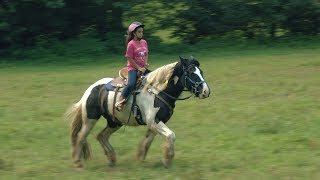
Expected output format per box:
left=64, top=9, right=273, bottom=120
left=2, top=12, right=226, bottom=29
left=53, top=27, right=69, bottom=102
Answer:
left=162, top=66, right=185, bottom=100
left=163, top=82, right=184, bottom=100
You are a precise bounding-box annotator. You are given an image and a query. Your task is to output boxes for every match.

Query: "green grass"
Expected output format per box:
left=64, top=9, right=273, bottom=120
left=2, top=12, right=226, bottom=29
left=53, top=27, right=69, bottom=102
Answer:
left=0, top=43, right=320, bottom=179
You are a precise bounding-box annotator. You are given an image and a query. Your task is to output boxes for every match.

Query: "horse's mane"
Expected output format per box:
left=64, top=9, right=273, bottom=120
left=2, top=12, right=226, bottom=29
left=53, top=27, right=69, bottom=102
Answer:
left=144, top=62, right=178, bottom=91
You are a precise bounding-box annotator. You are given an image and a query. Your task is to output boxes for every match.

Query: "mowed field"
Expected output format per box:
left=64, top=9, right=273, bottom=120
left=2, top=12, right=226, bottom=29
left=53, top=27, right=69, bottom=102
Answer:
left=0, top=45, right=320, bottom=179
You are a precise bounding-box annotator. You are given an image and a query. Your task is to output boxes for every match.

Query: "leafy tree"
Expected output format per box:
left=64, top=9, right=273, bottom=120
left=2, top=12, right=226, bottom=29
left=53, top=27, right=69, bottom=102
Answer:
left=0, top=0, right=319, bottom=54
left=150, top=0, right=319, bottom=42
left=283, top=0, right=320, bottom=35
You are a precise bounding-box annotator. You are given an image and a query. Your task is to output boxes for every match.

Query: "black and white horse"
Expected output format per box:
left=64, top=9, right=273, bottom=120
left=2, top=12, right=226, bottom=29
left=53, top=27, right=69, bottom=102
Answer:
left=66, top=56, right=210, bottom=169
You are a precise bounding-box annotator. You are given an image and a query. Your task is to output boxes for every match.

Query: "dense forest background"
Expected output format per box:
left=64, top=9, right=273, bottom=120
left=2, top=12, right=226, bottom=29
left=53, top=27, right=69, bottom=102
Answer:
left=0, top=0, right=319, bottom=56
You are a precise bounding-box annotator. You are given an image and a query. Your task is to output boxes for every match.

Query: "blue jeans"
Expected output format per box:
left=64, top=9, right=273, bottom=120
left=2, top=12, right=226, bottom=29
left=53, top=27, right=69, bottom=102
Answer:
left=121, top=70, right=137, bottom=98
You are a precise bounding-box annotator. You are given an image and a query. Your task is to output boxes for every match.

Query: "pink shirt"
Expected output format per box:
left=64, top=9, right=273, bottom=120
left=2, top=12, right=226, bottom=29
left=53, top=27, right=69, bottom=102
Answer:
left=125, top=39, right=149, bottom=71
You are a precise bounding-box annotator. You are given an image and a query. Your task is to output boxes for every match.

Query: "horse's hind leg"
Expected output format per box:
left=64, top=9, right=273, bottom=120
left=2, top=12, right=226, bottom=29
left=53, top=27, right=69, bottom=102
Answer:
left=137, top=128, right=157, bottom=161
left=73, top=117, right=97, bottom=168
left=150, top=121, right=176, bottom=168
left=96, top=123, right=122, bottom=167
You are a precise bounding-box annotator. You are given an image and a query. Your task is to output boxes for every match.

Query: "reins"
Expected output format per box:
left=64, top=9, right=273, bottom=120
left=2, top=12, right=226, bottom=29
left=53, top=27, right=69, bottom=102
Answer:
left=147, top=64, right=207, bottom=101
left=154, top=65, right=208, bottom=101
left=159, top=90, right=193, bottom=101
left=155, top=94, right=174, bottom=116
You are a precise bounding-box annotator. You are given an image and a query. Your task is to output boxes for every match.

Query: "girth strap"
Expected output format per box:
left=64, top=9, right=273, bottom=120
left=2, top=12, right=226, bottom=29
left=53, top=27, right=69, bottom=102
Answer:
left=112, top=87, right=120, bottom=122
left=132, top=92, right=145, bottom=125
left=155, top=94, right=173, bottom=117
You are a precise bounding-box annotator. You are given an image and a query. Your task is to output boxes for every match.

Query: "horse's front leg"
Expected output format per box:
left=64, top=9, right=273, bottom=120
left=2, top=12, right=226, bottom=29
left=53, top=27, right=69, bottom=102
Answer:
left=137, top=128, right=157, bottom=161
left=150, top=121, right=176, bottom=168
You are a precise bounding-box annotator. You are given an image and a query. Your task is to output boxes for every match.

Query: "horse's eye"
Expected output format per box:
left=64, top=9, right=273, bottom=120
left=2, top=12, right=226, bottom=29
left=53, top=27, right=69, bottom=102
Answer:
left=188, top=66, right=196, bottom=73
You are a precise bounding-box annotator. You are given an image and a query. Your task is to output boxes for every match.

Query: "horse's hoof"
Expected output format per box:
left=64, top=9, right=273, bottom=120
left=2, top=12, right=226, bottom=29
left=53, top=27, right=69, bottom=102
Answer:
left=73, top=163, right=83, bottom=171
left=137, top=157, right=145, bottom=162
left=108, top=160, right=116, bottom=167
left=161, top=158, right=172, bottom=168
left=108, top=162, right=115, bottom=167
left=74, top=166, right=83, bottom=171
left=137, top=153, right=146, bottom=162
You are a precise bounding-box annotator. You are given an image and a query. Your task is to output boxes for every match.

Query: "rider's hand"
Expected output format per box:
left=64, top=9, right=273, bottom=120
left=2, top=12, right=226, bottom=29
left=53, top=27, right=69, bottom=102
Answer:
left=138, top=67, right=146, bottom=73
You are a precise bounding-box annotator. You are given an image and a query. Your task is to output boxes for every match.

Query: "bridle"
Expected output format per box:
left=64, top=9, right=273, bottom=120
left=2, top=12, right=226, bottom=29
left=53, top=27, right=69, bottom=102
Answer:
left=158, top=64, right=206, bottom=101
left=151, top=63, right=207, bottom=118
left=183, top=65, right=207, bottom=96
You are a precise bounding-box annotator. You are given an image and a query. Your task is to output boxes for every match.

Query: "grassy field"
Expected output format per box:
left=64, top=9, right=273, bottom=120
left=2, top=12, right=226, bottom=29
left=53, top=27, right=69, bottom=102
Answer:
left=0, top=43, right=320, bottom=179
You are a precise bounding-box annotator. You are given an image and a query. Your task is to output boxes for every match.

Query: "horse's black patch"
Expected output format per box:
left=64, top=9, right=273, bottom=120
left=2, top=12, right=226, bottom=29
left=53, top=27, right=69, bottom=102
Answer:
left=153, top=58, right=201, bottom=124
left=154, top=94, right=175, bottom=124
left=102, top=113, right=122, bottom=128
left=100, top=86, right=123, bottom=127
left=86, top=85, right=103, bottom=120
left=87, top=85, right=123, bottom=127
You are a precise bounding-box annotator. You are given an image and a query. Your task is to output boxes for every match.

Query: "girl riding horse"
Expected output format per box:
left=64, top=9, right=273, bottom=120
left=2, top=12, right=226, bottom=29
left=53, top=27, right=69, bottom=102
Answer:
left=116, top=21, right=149, bottom=111
left=66, top=56, right=210, bottom=169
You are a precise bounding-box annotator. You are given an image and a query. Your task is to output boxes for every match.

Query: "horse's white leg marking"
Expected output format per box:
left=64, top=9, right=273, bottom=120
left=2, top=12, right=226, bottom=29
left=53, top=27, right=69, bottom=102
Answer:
left=96, top=126, right=121, bottom=167
left=150, top=121, right=176, bottom=168
left=137, top=128, right=157, bottom=161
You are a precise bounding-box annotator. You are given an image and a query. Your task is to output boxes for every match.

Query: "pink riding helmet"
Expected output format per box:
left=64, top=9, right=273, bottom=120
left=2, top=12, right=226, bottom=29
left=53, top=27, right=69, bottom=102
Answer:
left=128, top=22, right=145, bottom=33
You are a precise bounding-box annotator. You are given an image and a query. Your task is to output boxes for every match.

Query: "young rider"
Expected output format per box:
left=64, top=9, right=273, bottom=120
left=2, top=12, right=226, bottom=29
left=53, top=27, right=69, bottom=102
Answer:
left=115, top=21, right=149, bottom=111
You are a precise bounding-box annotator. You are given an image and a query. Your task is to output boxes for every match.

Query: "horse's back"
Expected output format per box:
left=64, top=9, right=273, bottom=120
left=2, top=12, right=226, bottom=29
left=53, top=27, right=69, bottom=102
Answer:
left=79, top=78, right=113, bottom=104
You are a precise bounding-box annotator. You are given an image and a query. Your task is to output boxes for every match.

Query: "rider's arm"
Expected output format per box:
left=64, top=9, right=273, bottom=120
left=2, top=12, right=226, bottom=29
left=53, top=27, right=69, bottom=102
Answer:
left=145, top=55, right=149, bottom=68
left=127, top=57, right=145, bottom=72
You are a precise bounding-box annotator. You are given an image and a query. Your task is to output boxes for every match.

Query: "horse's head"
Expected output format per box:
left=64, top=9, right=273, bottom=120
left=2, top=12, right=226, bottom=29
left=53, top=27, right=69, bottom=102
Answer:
left=179, top=56, right=210, bottom=99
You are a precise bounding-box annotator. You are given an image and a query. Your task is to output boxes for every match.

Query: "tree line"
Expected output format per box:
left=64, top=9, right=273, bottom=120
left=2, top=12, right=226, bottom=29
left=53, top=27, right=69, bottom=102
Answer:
left=0, top=0, right=319, bottom=51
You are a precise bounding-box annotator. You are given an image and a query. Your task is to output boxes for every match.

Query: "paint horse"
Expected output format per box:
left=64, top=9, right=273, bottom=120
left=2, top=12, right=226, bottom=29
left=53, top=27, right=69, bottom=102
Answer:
left=66, top=56, right=210, bottom=169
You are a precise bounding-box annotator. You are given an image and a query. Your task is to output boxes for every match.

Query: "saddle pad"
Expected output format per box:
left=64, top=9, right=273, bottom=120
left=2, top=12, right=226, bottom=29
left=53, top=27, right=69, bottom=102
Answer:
left=111, top=76, right=127, bottom=87
left=105, top=80, right=116, bottom=91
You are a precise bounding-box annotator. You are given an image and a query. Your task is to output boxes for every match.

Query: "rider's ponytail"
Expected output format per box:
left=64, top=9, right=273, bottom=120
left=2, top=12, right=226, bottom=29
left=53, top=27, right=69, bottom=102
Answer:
left=125, top=31, right=134, bottom=46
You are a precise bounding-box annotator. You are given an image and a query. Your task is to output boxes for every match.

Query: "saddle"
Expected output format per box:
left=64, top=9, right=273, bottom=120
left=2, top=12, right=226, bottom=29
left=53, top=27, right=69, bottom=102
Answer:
left=110, top=67, right=143, bottom=88
left=109, top=67, right=146, bottom=125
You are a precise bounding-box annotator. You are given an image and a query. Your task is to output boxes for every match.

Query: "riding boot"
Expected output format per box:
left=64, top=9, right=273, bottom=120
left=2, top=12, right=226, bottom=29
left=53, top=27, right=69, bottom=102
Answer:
left=115, top=96, right=126, bottom=112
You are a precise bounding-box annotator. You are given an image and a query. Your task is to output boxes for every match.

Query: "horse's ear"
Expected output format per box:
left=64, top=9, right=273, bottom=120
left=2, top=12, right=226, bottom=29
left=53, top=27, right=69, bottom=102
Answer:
left=179, top=56, right=187, bottom=65
left=193, top=59, right=200, bottom=67
left=189, top=55, right=200, bottom=67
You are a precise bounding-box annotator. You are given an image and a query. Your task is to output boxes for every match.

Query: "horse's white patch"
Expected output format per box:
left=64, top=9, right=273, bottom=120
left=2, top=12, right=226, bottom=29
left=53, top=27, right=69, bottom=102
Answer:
left=194, top=67, right=205, bottom=81
left=139, top=92, right=160, bottom=125
left=78, top=78, right=113, bottom=105
left=106, top=90, right=160, bottom=126
left=194, top=67, right=210, bottom=98
left=150, top=121, right=174, bottom=139
left=173, top=76, right=179, bottom=85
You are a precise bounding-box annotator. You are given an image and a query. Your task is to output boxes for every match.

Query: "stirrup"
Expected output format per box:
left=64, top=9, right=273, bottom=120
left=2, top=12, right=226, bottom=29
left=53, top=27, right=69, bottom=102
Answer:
left=115, top=99, right=126, bottom=111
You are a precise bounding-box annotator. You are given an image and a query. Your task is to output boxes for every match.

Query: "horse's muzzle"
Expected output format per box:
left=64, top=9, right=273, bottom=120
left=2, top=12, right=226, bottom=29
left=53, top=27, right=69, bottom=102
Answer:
left=199, top=83, right=210, bottom=99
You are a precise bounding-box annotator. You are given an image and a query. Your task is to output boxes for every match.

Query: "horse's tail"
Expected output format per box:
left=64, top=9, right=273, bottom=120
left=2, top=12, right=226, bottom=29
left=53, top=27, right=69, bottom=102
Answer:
left=65, top=102, right=91, bottom=160
left=65, top=102, right=82, bottom=149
